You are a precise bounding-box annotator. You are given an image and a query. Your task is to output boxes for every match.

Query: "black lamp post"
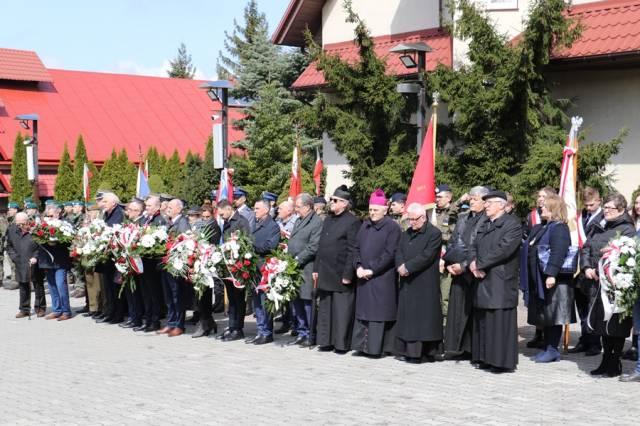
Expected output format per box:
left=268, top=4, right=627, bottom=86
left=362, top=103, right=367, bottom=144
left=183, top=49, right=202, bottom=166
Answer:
left=199, top=80, right=233, bottom=169
left=15, top=113, right=39, bottom=200
left=390, top=42, right=432, bottom=153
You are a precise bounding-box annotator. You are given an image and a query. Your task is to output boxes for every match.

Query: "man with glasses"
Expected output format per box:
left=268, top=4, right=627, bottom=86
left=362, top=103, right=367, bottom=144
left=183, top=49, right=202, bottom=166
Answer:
left=469, top=190, right=522, bottom=373
left=313, top=185, right=361, bottom=353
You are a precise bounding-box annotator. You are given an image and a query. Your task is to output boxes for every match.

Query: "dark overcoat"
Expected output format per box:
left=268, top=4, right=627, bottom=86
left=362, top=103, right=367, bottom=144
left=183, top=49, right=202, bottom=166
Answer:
left=471, top=213, right=522, bottom=310
left=354, top=216, right=401, bottom=322
left=394, top=222, right=443, bottom=342
left=6, top=226, right=38, bottom=282
left=223, top=212, right=251, bottom=240
left=288, top=211, right=323, bottom=300
left=313, top=210, right=360, bottom=293
left=168, top=214, right=191, bottom=235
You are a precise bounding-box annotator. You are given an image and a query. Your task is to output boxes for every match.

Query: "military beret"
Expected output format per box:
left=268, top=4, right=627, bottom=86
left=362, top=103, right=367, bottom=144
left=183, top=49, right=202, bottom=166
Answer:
left=62, top=201, right=73, bottom=207
left=7, top=202, right=20, bottom=209
left=71, top=200, right=84, bottom=206
left=44, top=199, right=56, bottom=205
left=390, top=193, right=407, bottom=203
left=23, top=197, right=34, bottom=204
left=25, top=202, right=38, bottom=209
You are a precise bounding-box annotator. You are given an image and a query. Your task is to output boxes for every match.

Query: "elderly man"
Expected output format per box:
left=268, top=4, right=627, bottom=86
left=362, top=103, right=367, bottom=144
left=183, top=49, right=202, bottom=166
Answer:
left=313, top=185, right=361, bottom=353
left=287, top=193, right=323, bottom=346
left=38, top=203, right=74, bottom=321
left=352, top=189, right=402, bottom=357
left=120, top=199, right=146, bottom=330
left=6, top=212, right=45, bottom=318
left=469, top=190, right=522, bottom=373
left=233, top=187, right=256, bottom=232
left=217, top=199, right=252, bottom=342
left=435, top=184, right=458, bottom=323
left=442, top=186, right=489, bottom=360
left=158, top=198, right=191, bottom=337
left=246, top=199, right=280, bottom=345
left=276, top=200, right=298, bottom=239
left=134, top=194, right=167, bottom=332
left=395, top=203, right=443, bottom=363
left=95, top=192, right=126, bottom=324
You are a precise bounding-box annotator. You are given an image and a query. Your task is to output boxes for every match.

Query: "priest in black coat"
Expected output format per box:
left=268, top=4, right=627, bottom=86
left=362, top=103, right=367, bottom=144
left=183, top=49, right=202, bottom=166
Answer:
left=394, top=202, right=443, bottom=363
left=469, top=190, right=522, bottom=372
left=313, top=185, right=361, bottom=352
left=351, top=189, right=402, bottom=357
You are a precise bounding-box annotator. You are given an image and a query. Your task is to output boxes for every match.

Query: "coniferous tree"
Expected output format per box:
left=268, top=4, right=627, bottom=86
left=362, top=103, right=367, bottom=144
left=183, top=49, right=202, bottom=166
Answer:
left=9, top=133, right=33, bottom=203
left=168, top=43, right=196, bottom=79
left=162, top=150, right=183, bottom=195
left=97, top=150, right=118, bottom=194
left=72, top=135, right=98, bottom=200
left=145, top=146, right=166, bottom=181
left=54, top=143, right=77, bottom=201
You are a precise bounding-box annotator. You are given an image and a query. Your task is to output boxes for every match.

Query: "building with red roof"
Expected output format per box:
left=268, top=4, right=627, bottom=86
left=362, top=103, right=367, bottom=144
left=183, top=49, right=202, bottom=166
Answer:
left=274, top=0, right=640, bottom=199
left=0, top=47, right=245, bottom=200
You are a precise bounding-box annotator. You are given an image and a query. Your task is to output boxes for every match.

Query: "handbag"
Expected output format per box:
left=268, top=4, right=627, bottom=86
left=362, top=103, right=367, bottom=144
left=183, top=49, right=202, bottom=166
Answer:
left=537, top=244, right=579, bottom=275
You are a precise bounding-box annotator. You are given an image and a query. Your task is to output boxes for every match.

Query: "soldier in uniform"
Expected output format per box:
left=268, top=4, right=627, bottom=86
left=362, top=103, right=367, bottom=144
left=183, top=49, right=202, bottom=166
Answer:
left=313, top=197, right=327, bottom=220
left=2, top=201, right=20, bottom=290
left=434, top=184, right=458, bottom=322
left=389, top=192, right=409, bottom=230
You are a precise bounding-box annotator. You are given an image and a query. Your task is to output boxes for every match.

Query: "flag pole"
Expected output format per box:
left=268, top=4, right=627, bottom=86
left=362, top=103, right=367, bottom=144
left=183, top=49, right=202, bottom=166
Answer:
left=429, top=92, right=439, bottom=225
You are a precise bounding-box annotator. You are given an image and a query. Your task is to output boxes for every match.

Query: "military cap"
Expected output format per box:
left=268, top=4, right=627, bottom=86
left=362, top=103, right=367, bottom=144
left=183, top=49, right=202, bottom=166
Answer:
left=233, top=187, right=248, bottom=198
left=7, top=201, right=20, bottom=209
left=25, top=202, right=38, bottom=210
left=262, top=191, right=278, bottom=202
left=390, top=193, right=407, bottom=203
left=435, top=184, right=452, bottom=194
left=159, top=193, right=173, bottom=202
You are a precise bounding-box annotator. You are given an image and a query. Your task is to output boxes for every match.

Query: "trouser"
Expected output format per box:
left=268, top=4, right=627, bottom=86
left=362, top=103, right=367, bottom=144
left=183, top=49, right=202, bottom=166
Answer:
left=103, top=265, right=126, bottom=320
left=224, top=280, right=246, bottom=331
left=124, top=275, right=144, bottom=324
left=141, top=259, right=163, bottom=325
left=292, top=297, right=312, bottom=338
left=252, top=290, right=273, bottom=337
left=197, top=286, right=214, bottom=329
left=46, top=268, right=71, bottom=315
left=544, top=325, right=563, bottom=350
left=634, top=300, right=640, bottom=374
left=85, top=271, right=104, bottom=313
left=19, top=278, right=46, bottom=313
left=574, top=283, right=601, bottom=349
left=163, top=272, right=185, bottom=329
left=440, top=273, right=452, bottom=320
left=3, top=251, right=15, bottom=280
left=316, top=289, right=355, bottom=351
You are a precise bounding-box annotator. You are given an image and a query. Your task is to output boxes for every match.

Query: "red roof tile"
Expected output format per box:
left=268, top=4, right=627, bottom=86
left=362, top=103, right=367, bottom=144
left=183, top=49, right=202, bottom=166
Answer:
left=553, top=0, right=640, bottom=59
left=0, top=48, right=53, bottom=83
left=292, top=28, right=452, bottom=89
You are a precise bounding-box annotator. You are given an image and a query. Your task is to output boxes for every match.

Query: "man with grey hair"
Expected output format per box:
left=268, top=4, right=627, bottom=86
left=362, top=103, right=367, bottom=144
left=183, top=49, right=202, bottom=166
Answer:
left=441, top=186, right=489, bottom=360
left=6, top=212, right=45, bottom=318
left=469, top=190, right=522, bottom=372
left=276, top=200, right=298, bottom=239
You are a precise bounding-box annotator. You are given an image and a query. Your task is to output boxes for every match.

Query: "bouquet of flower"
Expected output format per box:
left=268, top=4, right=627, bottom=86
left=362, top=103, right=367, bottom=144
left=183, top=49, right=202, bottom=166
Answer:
left=30, top=218, right=75, bottom=245
left=110, top=224, right=144, bottom=295
left=215, top=231, right=257, bottom=290
left=257, top=249, right=301, bottom=314
left=163, top=232, right=201, bottom=279
left=598, top=235, right=640, bottom=321
left=190, top=243, right=222, bottom=298
left=137, top=225, right=169, bottom=258
left=70, top=219, right=113, bottom=269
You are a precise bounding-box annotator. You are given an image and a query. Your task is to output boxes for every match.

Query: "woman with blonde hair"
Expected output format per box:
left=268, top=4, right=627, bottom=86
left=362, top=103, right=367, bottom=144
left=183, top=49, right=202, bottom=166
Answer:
left=520, top=194, right=575, bottom=362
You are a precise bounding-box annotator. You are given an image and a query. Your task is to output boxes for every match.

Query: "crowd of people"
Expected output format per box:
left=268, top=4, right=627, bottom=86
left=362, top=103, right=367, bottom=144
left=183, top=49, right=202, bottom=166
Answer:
left=3, top=183, right=640, bottom=379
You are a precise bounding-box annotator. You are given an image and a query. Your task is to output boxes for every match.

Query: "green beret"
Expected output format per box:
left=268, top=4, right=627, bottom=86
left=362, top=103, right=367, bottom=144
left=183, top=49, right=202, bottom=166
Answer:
left=63, top=201, right=73, bottom=207
left=71, top=200, right=83, bottom=206
left=44, top=199, right=56, bottom=205
left=8, top=202, right=20, bottom=209
left=25, top=202, right=38, bottom=209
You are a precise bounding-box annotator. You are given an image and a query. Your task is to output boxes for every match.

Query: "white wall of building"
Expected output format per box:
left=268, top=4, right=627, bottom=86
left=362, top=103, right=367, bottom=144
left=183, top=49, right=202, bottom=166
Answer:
left=321, top=0, right=441, bottom=45
left=549, top=68, right=640, bottom=200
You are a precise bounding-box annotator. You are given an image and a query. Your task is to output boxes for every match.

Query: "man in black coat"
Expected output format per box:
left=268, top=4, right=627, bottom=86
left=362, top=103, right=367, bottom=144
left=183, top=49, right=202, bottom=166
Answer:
left=469, top=190, right=522, bottom=372
left=217, top=199, right=252, bottom=342
left=313, top=185, right=361, bottom=352
left=95, top=192, right=127, bottom=324
left=6, top=212, right=45, bottom=318
left=119, top=199, right=146, bottom=330
left=246, top=199, right=280, bottom=345
left=135, top=194, right=167, bottom=332
left=158, top=198, right=191, bottom=337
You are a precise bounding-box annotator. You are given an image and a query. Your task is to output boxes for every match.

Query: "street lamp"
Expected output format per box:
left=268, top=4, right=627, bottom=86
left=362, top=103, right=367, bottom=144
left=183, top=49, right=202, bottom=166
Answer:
left=15, top=113, right=39, bottom=200
left=200, top=80, right=233, bottom=169
left=390, top=42, right=432, bottom=153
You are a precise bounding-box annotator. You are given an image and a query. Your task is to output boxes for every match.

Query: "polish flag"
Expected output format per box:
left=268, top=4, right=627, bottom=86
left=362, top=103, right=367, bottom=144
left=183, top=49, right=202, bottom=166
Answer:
left=559, top=116, right=583, bottom=247
left=82, top=163, right=92, bottom=202
left=288, top=141, right=302, bottom=199
left=313, top=147, right=323, bottom=196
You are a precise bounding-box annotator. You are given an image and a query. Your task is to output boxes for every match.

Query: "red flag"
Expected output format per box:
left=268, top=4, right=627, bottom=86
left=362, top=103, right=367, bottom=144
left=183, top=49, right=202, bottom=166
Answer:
left=288, top=140, right=302, bottom=199
left=313, top=147, right=323, bottom=196
left=406, top=107, right=437, bottom=209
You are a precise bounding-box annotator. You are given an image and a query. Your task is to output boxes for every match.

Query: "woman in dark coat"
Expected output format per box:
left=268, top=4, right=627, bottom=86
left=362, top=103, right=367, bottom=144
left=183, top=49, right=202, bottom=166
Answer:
left=394, top=203, right=443, bottom=363
left=582, top=193, right=636, bottom=377
left=351, top=190, right=402, bottom=357
left=520, top=194, right=575, bottom=363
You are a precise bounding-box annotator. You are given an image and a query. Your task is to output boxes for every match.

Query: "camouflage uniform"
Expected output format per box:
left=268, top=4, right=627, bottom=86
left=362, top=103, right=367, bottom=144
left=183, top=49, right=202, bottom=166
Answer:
left=434, top=203, right=459, bottom=320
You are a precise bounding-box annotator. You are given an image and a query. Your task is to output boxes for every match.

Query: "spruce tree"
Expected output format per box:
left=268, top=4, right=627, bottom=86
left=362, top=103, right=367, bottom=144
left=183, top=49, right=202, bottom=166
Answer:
left=72, top=135, right=98, bottom=200
left=9, top=133, right=33, bottom=203
left=54, top=142, right=77, bottom=201
left=97, top=150, right=118, bottom=194
left=162, top=150, right=183, bottom=195
left=168, top=42, right=196, bottom=79
left=145, top=146, right=166, bottom=180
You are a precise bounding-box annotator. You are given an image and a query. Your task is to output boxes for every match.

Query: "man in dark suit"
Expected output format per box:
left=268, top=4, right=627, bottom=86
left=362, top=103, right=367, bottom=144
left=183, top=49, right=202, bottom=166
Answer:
left=158, top=198, right=190, bottom=337
left=217, top=199, right=252, bottom=342
left=119, top=199, right=146, bottom=330
left=95, top=192, right=126, bottom=324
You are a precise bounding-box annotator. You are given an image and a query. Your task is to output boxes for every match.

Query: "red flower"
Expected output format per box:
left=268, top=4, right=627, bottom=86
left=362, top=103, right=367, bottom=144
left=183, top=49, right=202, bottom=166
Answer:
left=235, top=261, right=243, bottom=269
left=49, top=228, right=56, bottom=236
left=36, top=230, right=44, bottom=237
left=242, top=271, right=250, bottom=279
left=243, top=260, right=251, bottom=266
left=230, top=266, right=237, bottom=273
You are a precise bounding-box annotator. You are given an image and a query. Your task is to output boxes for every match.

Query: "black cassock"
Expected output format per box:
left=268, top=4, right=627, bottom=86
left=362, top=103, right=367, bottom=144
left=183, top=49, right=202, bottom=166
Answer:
left=394, top=222, right=443, bottom=359
left=469, top=213, right=522, bottom=370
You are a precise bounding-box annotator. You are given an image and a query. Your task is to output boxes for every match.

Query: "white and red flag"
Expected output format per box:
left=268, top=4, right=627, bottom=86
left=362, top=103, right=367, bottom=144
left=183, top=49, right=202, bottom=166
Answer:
left=559, top=116, right=583, bottom=247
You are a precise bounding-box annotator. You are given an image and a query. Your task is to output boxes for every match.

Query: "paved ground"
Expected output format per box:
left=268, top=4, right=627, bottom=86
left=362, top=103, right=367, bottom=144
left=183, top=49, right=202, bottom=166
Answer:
left=0, top=286, right=637, bottom=426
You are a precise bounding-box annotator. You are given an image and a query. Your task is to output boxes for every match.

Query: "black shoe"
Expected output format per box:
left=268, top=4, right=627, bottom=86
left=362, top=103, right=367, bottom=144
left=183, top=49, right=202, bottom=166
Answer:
left=568, top=342, right=588, bottom=354
left=317, top=345, right=333, bottom=352
left=590, top=356, right=608, bottom=376
left=253, top=335, right=274, bottom=345
left=82, top=311, right=95, bottom=317
left=120, top=321, right=141, bottom=329
left=526, top=330, right=545, bottom=349
left=622, top=347, right=638, bottom=361
left=75, top=306, right=89, bottom=314
left=275, top=324, right=291, bottom=334
left=133, top=324, right=147, bottom=332
left=108, top=317, right=124, bottom=325
left=605, top=358, right=622, bottom=378
left=95, top=316, right=112, bottom=323
left=245, top=335, right=260, bottom=344
left=144, top=322, right=161, bottom=332
left=405, top=357, right=422, bottom=364
left=287, top=336, right=307, bottom=346
left=222, top=330, right=244, bottom=342
left=93, top=313, right=106, bottom=320
left=291, top=330, right=298, bottom=337
left=473, top=362, right=491, bottom=370
left=118, top=320, right=133, bottom=328
left=585, top=346, right=602, bottom=356
left=216, top=328, right=231, bottom=340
